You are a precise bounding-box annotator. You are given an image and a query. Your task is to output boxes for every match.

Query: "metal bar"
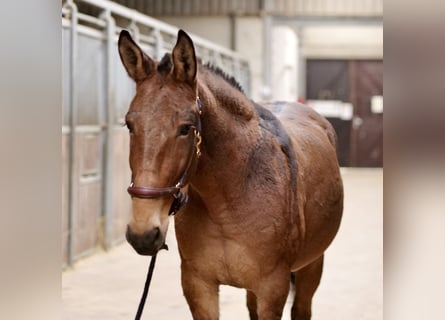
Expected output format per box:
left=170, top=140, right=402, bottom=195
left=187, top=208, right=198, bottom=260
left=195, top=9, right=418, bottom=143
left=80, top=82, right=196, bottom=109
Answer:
left=137, top=34, right=155, bottom=45
left=72, top=0, right=250, bottom=91
left=77, top=12, right=107, bottom=27
left=272, top=15, right=383, bottom=27
left=76, top=0, right=247, bottom=60
left=152, top=28, right=163, bottom=60
left=100, top=8, right=116, bottom=250
left=79, top=175, right=102, bottom=184
left=74, top=125, right=104, bottom=133
left=64, top=0, right=78, bottom=266
left=128, top=20, right=140, bottom=42
left=62, top=7, right=70, bottom=16
left=63, top=19, right=106, bottom=39
left=262, top=14, right=272, bottom=100
left=78, top=0, right=178, bottom=33
left=296, top=28, right=306, bottom=100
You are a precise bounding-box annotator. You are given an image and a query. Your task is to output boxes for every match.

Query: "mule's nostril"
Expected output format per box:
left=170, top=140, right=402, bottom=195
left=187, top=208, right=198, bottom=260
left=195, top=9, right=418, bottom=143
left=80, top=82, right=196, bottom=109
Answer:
left=144, top=227, right=161, bottom=244
left=126, top=225, right=163, bottom=256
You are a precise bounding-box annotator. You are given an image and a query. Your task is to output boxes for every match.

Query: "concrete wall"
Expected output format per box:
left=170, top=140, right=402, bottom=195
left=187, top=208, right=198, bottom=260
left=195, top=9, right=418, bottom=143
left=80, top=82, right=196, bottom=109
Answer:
left=153, top=16, right=383, bottom=102
left=235, top=17, right=263, bottom=101
left=302, top=25, right=383, bottom=59
left=157, top=16, right=265, bottom=101
left=271, top=26, right=298, bottom=101
left=160, top=16, right=232, bottom=48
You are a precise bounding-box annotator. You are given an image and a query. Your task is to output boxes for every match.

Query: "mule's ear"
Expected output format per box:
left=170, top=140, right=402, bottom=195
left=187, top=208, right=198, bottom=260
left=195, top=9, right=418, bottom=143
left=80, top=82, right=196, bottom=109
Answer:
left=172, top=30, right=197, bottom=86
left=118, top=30, right=154, bottom=82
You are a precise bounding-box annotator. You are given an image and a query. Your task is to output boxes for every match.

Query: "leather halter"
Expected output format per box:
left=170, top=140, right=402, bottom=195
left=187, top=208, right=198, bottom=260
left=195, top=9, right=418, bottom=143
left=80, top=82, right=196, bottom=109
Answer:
left=127, top=97, right=203, bottom=216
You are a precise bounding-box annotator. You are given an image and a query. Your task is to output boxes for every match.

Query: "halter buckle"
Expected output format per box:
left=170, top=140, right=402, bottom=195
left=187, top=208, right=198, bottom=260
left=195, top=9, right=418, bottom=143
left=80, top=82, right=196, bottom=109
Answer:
left=195, top=130, right=202, bottom=157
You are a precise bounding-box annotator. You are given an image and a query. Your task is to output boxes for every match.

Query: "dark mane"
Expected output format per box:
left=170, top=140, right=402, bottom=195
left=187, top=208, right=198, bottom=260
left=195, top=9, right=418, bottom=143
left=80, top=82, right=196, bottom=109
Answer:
left=203, top=62, right=244, bottom=94
left=157, top=53, right=172, bottom=75
left=156, top=54, right=244, bottom=95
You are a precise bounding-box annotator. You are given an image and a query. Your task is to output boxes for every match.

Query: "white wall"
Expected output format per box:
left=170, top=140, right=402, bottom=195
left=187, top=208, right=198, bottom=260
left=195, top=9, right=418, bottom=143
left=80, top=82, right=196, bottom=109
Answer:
left=235, top=17, right=263, bottom=101
left=159, top=16, right=232, bottom=48
left=153, top=16, right=264, bottom=101
left=271, top=26, right=298, bottom=101
left=146, top=16, right=383, bottom=102
left=303, top=25, right=383, bottom=59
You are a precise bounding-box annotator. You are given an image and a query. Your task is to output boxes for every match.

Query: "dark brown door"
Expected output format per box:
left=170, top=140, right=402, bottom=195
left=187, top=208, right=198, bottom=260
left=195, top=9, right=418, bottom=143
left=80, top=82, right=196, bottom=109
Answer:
left=349, top=60, right=383, bottom=167
left=306, top=59, right=383, bottom=167
left=306, top=60, right=351, bottom=166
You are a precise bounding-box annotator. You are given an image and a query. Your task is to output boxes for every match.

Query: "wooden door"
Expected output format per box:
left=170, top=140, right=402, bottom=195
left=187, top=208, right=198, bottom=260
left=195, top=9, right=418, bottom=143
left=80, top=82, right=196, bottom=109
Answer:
left=349, top=60, right=383, bottom=167
left=306, top=59, right=383, bottom=167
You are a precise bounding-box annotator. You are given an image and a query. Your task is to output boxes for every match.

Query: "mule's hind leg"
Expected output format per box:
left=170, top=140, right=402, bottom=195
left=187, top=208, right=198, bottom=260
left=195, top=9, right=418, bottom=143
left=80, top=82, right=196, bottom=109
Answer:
left=246, top=290, right=258, bottom=320
left=291, top=255, right=324, bottom=320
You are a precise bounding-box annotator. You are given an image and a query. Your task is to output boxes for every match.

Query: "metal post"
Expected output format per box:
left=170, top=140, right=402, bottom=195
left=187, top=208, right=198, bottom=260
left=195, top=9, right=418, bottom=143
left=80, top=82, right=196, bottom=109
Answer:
left=262, top=14, right=272, bottom=101
left=101, top=8, right=116, bottom=249
left=296, top=28, right=306, bottom=101
left=64, top=0, right=78, bottom=266
left=152, top=28, right=163, bottom=60
left=128, top=19, right=140, bottom=42
left=262, top=0, right=274, bottom=101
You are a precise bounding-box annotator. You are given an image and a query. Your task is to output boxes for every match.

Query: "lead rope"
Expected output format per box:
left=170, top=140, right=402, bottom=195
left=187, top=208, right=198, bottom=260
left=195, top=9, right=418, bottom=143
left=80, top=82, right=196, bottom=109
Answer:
left=134, top=193, right=186, bottom=319
left=135, top=254, right=157, bottom=320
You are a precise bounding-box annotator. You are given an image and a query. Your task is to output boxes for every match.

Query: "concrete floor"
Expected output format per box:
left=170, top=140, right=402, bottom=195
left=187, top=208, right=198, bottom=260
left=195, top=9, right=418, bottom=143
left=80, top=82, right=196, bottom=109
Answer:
left=62, top=168, right=383, bottom=319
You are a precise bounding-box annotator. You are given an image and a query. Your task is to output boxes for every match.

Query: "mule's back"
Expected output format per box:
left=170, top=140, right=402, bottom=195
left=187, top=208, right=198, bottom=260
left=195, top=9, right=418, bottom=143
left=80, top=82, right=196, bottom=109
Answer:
left=263, top=102, right=337, bottom=148
left=262, top=101, right=339, bottom=174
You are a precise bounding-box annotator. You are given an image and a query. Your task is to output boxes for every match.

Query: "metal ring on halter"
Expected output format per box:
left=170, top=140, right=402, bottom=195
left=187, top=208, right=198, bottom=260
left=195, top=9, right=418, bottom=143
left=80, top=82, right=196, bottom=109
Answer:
left=194, top=130, right=202, bottom=156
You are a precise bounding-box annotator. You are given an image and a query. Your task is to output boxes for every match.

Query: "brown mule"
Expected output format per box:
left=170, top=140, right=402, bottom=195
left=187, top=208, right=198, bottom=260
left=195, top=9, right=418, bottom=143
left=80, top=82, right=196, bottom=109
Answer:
left=118, top=29, right=343, bottom=320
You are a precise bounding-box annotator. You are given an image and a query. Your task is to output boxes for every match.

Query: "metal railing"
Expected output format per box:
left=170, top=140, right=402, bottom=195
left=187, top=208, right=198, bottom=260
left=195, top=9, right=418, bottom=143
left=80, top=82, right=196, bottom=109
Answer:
left=105, top=0, right=383, bottom=17
left=62, top=0, right=250, bottom=266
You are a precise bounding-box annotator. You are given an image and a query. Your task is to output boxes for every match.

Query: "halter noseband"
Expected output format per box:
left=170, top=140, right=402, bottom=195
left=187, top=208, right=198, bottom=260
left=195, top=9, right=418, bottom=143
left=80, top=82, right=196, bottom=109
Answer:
left=127, top=97, right=203, bottom=216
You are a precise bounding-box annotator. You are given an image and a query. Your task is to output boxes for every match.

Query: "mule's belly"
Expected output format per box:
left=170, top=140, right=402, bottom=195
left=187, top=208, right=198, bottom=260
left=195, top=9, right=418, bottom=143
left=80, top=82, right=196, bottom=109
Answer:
left=289, top=172, right=344, bottom=271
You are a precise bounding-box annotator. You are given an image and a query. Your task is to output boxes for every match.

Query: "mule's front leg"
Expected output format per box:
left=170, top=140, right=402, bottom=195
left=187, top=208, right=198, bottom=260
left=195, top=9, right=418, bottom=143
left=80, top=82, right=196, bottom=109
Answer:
left=246, top=290, right=258, bottom=320
left=182, top=267, right=219, bottom=320
left=255, top=270, right=290, bottom=320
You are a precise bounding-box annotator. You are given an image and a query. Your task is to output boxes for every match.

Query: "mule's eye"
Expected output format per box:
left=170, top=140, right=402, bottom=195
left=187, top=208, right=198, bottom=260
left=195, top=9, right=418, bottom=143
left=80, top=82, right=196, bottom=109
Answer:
left=178, top=124, right=192, bottom=136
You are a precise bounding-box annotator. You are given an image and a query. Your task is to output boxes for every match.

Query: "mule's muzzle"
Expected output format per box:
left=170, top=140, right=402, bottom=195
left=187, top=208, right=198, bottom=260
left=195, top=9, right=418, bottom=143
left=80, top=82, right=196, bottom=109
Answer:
left=126, top=225, right=166, bottom=256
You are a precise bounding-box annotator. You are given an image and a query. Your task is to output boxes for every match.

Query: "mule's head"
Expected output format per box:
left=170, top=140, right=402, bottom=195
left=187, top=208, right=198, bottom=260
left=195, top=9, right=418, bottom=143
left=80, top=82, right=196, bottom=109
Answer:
left=118, top=29, right=200, bottom=256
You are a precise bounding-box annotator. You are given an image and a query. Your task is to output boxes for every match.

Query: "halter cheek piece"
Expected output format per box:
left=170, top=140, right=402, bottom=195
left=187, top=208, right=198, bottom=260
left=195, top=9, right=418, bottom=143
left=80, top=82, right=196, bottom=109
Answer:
left=127, top=97, right=203, bottom=216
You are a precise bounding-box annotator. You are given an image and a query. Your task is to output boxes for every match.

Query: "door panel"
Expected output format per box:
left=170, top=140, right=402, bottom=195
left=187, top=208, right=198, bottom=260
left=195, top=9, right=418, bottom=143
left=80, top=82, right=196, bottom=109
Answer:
left=306, top=59, right=383, bottom=167
left=350, top=60, right=383, bottom=167
left=307, top=60, right=351, bottom=166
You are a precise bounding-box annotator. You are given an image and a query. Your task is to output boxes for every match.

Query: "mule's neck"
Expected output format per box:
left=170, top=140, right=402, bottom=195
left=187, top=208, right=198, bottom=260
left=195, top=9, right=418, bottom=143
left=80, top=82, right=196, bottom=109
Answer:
left=190, top=70, right=260, bottom=206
